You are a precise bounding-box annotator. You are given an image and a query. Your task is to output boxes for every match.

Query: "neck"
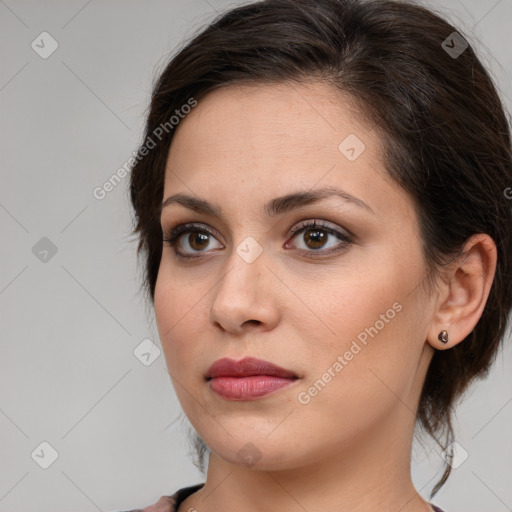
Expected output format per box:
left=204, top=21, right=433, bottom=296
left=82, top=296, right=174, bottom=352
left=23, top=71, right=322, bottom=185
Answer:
left=181, top=402, right=433, bottom=512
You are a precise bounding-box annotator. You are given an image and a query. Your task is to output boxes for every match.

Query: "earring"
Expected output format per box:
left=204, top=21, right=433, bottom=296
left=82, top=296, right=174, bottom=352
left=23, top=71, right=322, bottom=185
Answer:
left=438, top=329, right=449, bottom=344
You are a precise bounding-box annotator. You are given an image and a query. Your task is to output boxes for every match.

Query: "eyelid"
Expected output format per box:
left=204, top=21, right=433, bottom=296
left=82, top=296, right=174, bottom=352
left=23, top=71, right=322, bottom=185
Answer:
left=286, top=218, right=353, bottom=239
left=163, top=222, right=224, bottom=246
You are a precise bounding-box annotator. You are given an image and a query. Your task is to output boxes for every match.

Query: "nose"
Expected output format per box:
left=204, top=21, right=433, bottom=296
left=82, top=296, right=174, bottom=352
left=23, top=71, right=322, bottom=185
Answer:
left=209, top=246, right=280, bottom=335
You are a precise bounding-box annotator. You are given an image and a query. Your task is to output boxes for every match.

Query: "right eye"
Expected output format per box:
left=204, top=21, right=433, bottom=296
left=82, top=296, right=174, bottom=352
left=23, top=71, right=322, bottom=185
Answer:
left=163, top=223, right=224, bottom=258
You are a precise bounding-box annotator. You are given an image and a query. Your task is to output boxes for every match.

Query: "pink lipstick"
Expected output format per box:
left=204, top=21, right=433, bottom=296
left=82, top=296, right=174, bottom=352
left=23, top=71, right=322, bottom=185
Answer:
left=205, top=357, right=299, bottom=401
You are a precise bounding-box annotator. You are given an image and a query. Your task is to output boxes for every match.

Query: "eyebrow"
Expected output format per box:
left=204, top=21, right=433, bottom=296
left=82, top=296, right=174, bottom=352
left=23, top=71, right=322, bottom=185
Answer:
left=160, top=185, right=375, bottom=219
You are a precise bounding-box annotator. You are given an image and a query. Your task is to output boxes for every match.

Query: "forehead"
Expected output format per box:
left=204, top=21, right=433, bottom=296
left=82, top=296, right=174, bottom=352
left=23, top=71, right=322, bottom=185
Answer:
left=169, top=81, right=371, bottom=162
left=163, top=81, right=412, bottom=224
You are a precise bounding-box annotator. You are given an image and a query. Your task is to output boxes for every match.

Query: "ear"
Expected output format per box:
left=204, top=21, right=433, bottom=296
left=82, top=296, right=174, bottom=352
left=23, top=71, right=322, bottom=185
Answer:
left=427, top=234, right=497, bottom=350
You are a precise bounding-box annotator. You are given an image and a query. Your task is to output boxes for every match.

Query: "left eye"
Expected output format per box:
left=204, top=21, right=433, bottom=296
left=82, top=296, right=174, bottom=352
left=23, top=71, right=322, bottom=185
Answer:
left=285, top=220, right=352, bottom=253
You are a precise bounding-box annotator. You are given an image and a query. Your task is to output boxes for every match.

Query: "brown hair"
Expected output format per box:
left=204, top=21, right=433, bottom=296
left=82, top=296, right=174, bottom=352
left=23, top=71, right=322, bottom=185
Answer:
left=129, top=0, right=512, bottom=497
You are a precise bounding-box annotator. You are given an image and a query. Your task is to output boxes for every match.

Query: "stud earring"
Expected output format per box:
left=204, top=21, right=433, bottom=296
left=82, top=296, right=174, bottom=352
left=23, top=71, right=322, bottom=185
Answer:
left=438, top=329, right=449, bottom=344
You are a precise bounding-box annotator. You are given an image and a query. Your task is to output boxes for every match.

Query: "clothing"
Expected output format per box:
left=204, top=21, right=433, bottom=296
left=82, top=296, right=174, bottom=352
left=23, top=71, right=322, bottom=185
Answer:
left=117, top=483, right=447, bottom=512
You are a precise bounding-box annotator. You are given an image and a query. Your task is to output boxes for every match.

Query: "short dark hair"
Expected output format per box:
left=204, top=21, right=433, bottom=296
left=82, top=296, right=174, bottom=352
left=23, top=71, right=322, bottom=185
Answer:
left=129, top=0, right=512, bottom=497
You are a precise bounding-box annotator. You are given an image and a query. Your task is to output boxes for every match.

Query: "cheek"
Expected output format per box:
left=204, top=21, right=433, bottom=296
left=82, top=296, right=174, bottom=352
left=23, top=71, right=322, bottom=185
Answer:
left=295, top=249, right=424, bottom=408
left=299, top=259, right=404, bottom=364
left=154, top=265, right=205, bottom=376
left=154, top=267, right=176, bottom=341
left=154, top=259, right=204, bottom=329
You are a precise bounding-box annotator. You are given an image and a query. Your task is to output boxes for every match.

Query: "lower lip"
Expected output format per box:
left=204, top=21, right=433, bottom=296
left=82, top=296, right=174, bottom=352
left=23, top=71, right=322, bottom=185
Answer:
left=208, top=376, right=298, bottom=400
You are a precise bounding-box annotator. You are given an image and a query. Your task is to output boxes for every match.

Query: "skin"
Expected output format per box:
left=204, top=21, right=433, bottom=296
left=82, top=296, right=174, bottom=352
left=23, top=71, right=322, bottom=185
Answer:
left=153, top=81, right=497, bottom=512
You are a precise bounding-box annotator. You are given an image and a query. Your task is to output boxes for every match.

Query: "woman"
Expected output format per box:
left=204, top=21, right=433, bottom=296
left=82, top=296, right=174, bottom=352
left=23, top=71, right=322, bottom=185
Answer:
left=124, top=0, right=512, bottom=510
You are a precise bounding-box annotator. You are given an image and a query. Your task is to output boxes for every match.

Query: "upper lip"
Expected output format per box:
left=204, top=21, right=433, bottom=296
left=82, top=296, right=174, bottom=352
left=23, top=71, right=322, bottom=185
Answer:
left=206, top=357, right=298, bottom=379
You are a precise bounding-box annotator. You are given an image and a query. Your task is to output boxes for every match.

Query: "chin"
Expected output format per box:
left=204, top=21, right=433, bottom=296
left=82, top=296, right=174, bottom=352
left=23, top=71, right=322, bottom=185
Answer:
left=206, top=434, right=304, bottom=471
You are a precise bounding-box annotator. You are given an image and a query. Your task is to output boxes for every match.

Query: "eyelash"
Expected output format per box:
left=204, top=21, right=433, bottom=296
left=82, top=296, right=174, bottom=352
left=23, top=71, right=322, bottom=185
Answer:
left=162, top=220, right=353, bottom=260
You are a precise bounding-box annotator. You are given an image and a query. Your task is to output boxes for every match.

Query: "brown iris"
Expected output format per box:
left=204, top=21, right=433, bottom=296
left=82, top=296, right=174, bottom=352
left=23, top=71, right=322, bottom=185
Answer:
left=303, top=228, right=327, bottom=249
left=188, top=232, right=210, bottom=251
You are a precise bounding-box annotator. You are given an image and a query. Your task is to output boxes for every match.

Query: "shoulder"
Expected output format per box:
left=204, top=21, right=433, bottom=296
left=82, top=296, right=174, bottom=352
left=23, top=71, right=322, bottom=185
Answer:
left=113, top=495, right=177, bottom=512
left=114, top=483, right=205, bottom=512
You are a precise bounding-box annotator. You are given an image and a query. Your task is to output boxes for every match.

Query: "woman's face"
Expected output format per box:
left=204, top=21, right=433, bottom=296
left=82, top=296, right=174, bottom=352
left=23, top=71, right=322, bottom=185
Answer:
left=155, top=81, right=437, bottom=470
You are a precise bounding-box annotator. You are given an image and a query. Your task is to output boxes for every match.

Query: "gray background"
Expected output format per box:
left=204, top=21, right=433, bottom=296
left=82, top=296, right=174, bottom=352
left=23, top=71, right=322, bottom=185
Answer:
left=0, top=1, right=511, bottom=511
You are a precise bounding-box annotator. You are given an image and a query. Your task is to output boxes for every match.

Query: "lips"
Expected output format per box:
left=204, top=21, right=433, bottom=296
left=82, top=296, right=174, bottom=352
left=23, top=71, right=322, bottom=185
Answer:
left=206, top=357, right=299, bottom=401
left=205, top=357, right=298, bottom=380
